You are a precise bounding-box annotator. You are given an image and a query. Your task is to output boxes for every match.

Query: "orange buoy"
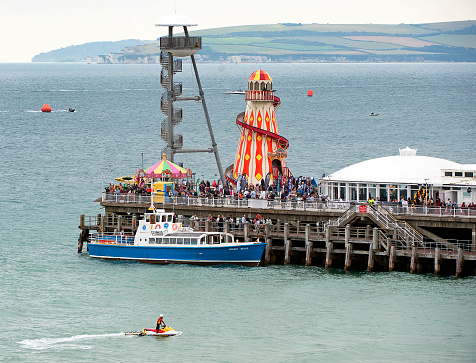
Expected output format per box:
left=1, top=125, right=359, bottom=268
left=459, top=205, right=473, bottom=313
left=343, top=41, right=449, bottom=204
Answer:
left=307, top=90, right=313, bottom=97
left=41, top=104, right=52, bottom=112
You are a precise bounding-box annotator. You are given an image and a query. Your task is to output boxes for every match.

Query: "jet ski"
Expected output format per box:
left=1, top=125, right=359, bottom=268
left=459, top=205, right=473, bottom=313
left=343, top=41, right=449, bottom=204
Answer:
left=125, top=326, right=180, bottom=336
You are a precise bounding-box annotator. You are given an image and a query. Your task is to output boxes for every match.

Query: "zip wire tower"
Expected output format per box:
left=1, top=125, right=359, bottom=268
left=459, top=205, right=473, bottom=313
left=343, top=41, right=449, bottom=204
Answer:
left=156, top=14, right=224, bottom=182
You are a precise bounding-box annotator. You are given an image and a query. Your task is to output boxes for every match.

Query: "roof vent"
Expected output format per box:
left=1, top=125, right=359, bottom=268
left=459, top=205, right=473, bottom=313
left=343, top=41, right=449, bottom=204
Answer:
left=399, top=146, right=417, bottom=156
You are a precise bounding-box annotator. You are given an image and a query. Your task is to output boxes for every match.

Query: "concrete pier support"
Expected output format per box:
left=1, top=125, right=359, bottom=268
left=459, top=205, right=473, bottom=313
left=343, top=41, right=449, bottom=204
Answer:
left=284, top=223, right=289, bottom=244
left=305, top=224, right=312, bottom=266
left=205, top=220, right=210, bottom=232
left=265, top=223, right=270, bottom=238
left=325, top=243, right=333, bottom=268
left=434, top=247, right=441, bottom=274
left=367, top=244, right=374, bottom=272
left=284, top=239, right=292, bottom=265
left=456, top=248, right=464, bottom=277
left=372, top=227, right=379, bottom=250
left=345, top=224, right=350, bottom=246
left=244, top=221, right=249, bottom=242
left=389, top=245, right=396, bottom=271
left=325, top=227, right=332, bottom=268
left=264, top=238, right=272, bottom=265
left=410, top=246, right=418, bottom=273
left=365, top=225, right=371, bottom=240
left=100, top=215, right=106, bottom=232
left=224, top=221, right=230, bottom=243
left=344, top=242, right=353, bottom=271
left=117, top=215, right=123, bottom=232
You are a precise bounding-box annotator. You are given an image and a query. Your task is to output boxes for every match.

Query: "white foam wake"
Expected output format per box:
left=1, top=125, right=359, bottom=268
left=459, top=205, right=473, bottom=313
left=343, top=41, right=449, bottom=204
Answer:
left=18, top=333, right=124, bottom=350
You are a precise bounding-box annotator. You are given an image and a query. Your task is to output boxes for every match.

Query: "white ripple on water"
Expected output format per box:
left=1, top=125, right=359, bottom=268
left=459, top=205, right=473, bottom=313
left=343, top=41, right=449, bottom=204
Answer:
left=18, top=333, right=125, bottom=350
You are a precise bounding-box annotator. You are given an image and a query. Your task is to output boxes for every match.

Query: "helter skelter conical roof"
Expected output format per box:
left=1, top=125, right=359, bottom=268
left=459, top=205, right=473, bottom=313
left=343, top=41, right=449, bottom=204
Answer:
left=249, top=70, right=272, bottom=81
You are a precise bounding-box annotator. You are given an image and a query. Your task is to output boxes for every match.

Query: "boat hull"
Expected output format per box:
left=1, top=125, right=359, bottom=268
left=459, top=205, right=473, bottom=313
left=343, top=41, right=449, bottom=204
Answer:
left=88, top=243, right=266, bottom=267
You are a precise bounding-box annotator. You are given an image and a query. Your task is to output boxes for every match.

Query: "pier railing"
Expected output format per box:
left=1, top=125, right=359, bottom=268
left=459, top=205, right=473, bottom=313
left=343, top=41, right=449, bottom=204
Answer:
left=101, top=193, right=476, bottom=218
left=381, top=204, right=476, bottom=217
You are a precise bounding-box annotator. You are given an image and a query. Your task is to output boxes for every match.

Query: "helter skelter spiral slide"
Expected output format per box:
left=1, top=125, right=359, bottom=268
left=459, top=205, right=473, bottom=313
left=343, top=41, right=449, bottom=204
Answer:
left=225, top=70, right=292, bottom=187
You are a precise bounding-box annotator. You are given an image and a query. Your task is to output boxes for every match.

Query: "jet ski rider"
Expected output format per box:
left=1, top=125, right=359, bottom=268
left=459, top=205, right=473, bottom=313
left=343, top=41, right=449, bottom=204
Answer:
left=156, top=314, right=166, bottom=332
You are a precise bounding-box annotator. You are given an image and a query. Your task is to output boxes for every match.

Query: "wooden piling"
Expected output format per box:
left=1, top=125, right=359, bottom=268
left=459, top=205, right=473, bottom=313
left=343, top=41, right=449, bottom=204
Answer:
left=80, top=214, right=85, bottom=229
left=410, top=246, right=418, bottom=273
left=389, top=245, right=396, bottom=271
left=367, top=244, right=374, bottom=272
left=344, top=242, right=353, bottom=271
left=434, top=247, right=441, bottom=275
left=456, top=248, right=464, bottom=277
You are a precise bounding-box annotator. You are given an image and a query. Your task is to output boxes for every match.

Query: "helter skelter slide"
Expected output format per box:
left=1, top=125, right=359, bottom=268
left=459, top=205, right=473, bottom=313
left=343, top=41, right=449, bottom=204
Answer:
left=226, top=70, right=292, bottom=187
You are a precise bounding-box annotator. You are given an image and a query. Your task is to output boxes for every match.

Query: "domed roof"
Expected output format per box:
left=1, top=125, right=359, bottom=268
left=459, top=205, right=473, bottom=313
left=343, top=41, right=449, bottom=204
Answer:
left=249, top=70, right=272, bottom=81
left=327, top=152, right=464, bottom=185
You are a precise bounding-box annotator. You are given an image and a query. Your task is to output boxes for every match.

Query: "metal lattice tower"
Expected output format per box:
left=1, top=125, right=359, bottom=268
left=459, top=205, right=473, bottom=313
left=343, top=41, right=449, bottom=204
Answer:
left=155, top=14, right=224, bottom=182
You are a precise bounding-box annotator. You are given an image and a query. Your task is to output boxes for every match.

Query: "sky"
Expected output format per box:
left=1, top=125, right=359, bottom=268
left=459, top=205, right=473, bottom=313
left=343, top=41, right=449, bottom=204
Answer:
left=1, top=0, right=475, bottom=62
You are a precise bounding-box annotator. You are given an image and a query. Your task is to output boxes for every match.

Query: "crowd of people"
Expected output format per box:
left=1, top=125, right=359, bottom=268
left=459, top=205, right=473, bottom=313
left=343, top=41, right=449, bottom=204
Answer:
left=105, top=179, right=474, bottom=209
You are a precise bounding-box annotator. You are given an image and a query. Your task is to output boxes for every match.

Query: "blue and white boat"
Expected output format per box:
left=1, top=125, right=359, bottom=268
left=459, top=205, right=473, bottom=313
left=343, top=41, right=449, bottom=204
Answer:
left=88, top=209, right=266, bottom=266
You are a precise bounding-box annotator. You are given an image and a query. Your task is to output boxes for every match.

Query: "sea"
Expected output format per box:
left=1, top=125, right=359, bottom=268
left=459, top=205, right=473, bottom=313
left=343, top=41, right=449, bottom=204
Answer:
left=0, top=62, right=475, bottom=362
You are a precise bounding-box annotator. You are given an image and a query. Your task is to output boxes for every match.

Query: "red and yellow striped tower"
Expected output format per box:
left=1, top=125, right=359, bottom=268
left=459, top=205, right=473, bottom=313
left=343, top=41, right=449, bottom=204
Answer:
left=231, top=70, right=289, bottom=186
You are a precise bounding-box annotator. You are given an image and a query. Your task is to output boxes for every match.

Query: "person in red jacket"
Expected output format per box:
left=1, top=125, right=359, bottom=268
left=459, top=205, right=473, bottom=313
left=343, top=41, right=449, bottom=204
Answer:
left=156, top=314, right=166, bottom=332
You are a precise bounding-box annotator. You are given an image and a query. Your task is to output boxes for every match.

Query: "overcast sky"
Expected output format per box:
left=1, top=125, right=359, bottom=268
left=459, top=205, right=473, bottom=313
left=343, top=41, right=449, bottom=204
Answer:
left=1, top=0, right=475, bottom=62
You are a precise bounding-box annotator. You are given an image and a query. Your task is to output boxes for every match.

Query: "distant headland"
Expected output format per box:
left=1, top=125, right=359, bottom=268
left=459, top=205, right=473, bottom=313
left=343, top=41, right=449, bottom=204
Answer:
left=32, top=20, right=476, bottom=63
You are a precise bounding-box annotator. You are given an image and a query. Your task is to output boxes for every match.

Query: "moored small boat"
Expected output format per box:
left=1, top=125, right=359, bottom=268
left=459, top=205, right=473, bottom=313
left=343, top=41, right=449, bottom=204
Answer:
left=88, top=208, right=266, bottom=266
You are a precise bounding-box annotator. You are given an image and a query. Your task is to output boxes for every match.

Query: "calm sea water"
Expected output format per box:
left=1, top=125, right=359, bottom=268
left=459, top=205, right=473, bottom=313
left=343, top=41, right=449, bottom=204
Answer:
left=0, top=62, right=475, bottom=362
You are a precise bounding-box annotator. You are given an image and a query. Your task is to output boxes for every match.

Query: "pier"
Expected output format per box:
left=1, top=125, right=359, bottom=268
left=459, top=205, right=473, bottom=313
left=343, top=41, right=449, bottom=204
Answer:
left=78, top=195, right=476, bottom=276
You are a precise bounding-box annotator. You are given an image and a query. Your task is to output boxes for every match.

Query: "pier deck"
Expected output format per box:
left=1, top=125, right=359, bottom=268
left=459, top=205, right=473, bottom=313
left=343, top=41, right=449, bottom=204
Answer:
left=78, top=196, right=476, bottom=276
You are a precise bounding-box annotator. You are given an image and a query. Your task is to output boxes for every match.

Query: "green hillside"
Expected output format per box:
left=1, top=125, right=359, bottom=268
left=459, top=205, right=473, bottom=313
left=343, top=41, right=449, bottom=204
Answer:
left=33, top=21, right=476, bottom=62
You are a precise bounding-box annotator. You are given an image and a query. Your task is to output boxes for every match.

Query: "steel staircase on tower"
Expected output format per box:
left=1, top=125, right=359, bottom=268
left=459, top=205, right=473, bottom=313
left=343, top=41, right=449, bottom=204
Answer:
left=159, top=51, right=183, bottom=148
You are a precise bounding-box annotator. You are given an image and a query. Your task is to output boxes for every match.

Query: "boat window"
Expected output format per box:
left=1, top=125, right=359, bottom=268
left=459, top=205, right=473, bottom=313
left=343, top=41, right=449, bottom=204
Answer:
left=150, top=215, right=156, bottom=224
left=213, top=235, right=220, bottom=244
left=149, top=238, right=155, bottom=244
left=176, top=238, right=183, bottom=245
left=191, top=239, right=198, bottom=245
left=200, top=237, right=205, bottom=245
left=207, top=235, right=213, bottom=244
left=167, top=215, right=173, bottom=222
left=146, top=215, right=150, bottom=222
left=156, top=238, right=162, bottom=244
left=445, top=171, right=453, bottom=177
left=465, top=172, right=474, bottom=178
left=184, top=238, right=191, bottom=245
left=455, top=172, right=463, bottom=177
left=160, top=215, right=166, bottom=223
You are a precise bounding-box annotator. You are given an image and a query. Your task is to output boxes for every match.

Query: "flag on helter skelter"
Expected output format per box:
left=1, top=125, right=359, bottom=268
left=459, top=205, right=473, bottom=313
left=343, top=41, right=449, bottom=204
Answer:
left=276, top=174, right=282, bottom=193
left=264, top=172, right=271, bottom=190
left=287, top=176, right=294, bottom=193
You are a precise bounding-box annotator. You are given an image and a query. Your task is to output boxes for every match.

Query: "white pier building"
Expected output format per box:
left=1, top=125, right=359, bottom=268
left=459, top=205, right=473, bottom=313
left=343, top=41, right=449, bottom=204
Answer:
left=320, top=147, right=475, bottom=206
